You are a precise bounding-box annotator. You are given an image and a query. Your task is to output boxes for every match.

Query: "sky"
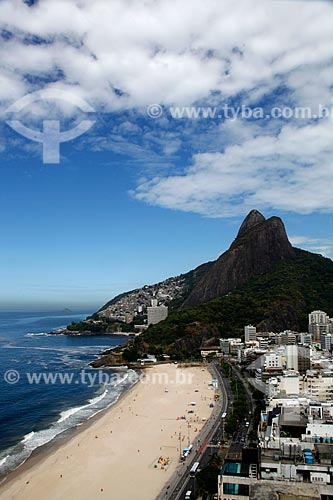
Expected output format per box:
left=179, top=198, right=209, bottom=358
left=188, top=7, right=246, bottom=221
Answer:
left=0, top=0, right=333, bottom=311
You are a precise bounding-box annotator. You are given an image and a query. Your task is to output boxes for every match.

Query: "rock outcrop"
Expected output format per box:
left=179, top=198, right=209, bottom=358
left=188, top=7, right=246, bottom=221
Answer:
left=182, top=210, right=294, bottom=307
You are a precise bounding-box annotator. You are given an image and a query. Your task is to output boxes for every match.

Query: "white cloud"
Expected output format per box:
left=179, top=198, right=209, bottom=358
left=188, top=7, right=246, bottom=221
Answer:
left=1, top=0, right=333, bottom=109
left=290, top=236, right=333, bottom=258
left=1, top=0, right=333, bottom=216
left=135, top=118, right=333, bottom=216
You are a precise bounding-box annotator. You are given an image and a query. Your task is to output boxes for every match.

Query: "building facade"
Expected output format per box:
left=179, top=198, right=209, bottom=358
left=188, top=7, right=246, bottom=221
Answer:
left=147, top=302, right=168, bottom=325
left=245, top=325, right=257, bottom=342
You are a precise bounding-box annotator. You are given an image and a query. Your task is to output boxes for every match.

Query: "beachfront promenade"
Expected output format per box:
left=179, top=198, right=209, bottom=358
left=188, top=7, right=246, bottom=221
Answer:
left=0, top=364, right=216, bottom=500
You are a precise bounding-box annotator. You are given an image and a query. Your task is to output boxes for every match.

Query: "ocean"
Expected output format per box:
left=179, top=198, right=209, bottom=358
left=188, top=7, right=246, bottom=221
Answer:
left=0, top=310, right=138, bottom=478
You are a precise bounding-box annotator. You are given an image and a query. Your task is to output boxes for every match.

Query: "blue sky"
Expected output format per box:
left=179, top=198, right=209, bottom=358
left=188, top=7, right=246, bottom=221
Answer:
left=0, top=0, right=333, bottom=310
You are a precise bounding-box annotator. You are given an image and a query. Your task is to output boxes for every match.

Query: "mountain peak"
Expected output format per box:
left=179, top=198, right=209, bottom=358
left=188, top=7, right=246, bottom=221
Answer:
left=182, top=210, right=294, bottom=308
left=237, top=209, right=266, bottom=238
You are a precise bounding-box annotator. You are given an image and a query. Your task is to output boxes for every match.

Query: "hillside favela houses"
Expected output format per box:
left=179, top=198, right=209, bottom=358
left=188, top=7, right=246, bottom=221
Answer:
left=98, top=277, right=179, bottom=322
left=217, top=310, right=333, bottom=500
left=98, top=288, right=170, bottom=330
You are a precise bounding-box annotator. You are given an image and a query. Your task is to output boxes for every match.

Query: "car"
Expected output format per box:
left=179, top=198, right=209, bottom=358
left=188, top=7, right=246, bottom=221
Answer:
left=185, top=490, right=192, bottom=499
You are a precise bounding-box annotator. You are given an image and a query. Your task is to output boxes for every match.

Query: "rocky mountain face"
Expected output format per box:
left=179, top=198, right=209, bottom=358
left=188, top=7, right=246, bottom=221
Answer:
left=92, top=209, right=333, bottom=355
left=99, top=210, right=297, bottom=317
left=182, top=210, right=295, bottom=308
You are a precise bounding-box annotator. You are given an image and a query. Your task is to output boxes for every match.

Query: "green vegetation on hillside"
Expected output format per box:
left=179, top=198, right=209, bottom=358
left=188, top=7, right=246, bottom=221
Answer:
left=132, top=248, right=333, bottom=356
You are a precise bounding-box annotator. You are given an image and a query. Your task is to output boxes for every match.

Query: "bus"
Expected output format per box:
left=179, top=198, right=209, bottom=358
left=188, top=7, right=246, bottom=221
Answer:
left=180, top=444, right=193, bottom=461
left=189, top=461, right=200, bottom=477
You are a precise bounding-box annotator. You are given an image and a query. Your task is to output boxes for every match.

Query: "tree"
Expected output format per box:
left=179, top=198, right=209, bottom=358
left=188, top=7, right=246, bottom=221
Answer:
left=196, top=454, right=223, bottom=494
left=122, top=348, right=139, bottom=362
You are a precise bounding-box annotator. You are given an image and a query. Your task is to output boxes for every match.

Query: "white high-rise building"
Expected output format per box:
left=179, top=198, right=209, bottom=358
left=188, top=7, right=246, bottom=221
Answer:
left=147, top=300, right=168, bottom=325
left=244, top=325, right=256, bottom=342
left=320, top=332, right=332, bottom=351
left=309, top=310, right=329, bottom=341
left=286, top=344, right=298, bottom=371
left=309, top=310, right=329, bottom=325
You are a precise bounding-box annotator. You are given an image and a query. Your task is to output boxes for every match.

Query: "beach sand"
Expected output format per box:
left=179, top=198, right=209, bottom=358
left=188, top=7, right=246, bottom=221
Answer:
left=0, top=364, right=215, bottom=500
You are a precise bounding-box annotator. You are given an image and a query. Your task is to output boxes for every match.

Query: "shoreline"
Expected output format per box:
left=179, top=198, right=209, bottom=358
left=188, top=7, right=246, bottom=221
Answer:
left=0, top=364, right=215, bottom=500
left=0, top=370, right=140, bottom=487
left=49, top=329, right=132, bottom=337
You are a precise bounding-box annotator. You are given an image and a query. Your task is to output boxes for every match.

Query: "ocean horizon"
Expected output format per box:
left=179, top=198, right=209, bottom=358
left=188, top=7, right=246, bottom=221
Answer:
left=0, top=310, right=136, bottom=478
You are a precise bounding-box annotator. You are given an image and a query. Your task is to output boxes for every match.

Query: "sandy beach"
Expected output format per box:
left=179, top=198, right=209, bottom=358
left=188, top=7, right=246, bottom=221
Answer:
left=0, top=364, right=215, bottom=500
